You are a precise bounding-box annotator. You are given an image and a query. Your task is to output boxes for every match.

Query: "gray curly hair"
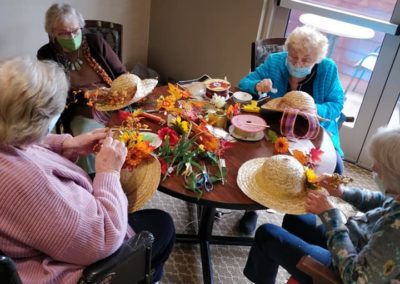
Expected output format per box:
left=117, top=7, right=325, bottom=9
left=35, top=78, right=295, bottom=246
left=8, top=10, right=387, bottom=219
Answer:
left=0, top=57, right=69, bottom=147
left=369, top=126, right=400, bottom=194
left=45, top=3, right=85, bottom=36
left=285, top=26, right=329, bottom=63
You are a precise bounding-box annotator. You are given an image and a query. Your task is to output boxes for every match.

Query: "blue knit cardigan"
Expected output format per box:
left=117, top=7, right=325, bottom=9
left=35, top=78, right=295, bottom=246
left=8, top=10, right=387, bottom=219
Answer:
left=239, top=52, right=344, bottom=156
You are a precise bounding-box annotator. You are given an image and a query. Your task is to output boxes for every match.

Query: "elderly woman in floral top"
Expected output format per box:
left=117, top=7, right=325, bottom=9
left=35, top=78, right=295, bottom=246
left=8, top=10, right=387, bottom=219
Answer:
left=244, top=125, right=400, bottom=284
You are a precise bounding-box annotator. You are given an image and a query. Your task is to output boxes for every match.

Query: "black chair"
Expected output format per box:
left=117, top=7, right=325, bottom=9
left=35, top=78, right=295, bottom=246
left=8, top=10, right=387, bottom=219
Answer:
left=251, top=37, right=354, bottom=128
left=0, top=231, right=154, bottom=284
left=84, top=20, right=123, bottom=60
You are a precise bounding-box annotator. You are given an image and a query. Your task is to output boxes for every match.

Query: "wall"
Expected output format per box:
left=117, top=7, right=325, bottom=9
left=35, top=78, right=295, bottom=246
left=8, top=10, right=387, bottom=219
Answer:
left=0, top=0, right=151, bottom=70
left=148, top=0, right=264, bottom=85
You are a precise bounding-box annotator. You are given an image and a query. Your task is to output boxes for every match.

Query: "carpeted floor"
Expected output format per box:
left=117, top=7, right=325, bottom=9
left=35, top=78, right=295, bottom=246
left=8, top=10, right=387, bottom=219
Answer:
left=143, top=161, right=378, bottom=284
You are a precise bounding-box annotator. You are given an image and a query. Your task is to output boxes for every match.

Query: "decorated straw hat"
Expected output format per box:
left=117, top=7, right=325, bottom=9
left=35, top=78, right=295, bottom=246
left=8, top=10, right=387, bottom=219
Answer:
left=261, top=91, right=328, bottom=122
left=237, top=155, right=309, bottom=214
left=120, top=155, right=161, bottom=212
left=95, top=73, right=158, bottom=111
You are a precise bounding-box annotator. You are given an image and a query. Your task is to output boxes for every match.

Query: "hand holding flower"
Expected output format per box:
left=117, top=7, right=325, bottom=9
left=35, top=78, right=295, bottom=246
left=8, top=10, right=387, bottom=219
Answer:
left=305, top=190, right=335, bottom=214
left=95, top=136, right=128, bottom=173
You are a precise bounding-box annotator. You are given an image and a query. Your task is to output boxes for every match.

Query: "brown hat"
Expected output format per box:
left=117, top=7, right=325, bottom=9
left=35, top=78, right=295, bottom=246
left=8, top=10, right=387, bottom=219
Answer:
left=237, top=155, right=308, bottom=214
left=262, top=91, right=328, bottom=122
left=95, top=73, right=158, bottom=111
left=120, top=155, right=161, bottom=212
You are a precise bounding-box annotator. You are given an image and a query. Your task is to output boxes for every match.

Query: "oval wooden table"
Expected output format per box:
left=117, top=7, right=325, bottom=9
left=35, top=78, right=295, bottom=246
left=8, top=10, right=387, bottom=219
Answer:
left=141, top=86, right=336, bottom=284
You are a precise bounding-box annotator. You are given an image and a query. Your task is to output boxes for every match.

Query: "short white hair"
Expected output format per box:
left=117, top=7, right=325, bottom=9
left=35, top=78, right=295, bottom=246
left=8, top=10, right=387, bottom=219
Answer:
left=0, top=57, right=69, bottom=147
left=369, top=126, right=400, bottom=192
left=285, top=26, right=328, bottom=63
left=45, top=3, right=85, bottom=36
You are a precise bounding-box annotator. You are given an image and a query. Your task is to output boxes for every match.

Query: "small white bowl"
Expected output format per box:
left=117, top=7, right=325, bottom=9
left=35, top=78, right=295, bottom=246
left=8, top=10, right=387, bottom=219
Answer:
left=233, top=91, right=252, bottom=104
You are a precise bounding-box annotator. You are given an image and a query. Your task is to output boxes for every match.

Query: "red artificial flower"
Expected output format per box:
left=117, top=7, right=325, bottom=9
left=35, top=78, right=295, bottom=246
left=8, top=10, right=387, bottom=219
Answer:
left=118, top=110, right=131, bottom=121
left=157, top=127, right=179, bottom=146
left=310, top=147, right=324, bottom=164
left=158, top=157, right=168, bottom=175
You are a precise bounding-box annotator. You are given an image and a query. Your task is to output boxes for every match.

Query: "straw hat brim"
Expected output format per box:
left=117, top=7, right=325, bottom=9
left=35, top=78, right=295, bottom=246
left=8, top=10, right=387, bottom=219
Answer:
left=237, top=157, right=307, bottom=214
left=95, top=78, right=158, bottom=111
left=261, top=98, right=329, bottom=122
left=120, top=155, right=161, bottom=212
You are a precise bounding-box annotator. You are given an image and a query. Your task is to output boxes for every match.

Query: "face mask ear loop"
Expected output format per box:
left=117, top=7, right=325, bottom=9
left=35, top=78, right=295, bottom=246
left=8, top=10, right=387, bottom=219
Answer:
left=280, top=108, right=299, bottom=138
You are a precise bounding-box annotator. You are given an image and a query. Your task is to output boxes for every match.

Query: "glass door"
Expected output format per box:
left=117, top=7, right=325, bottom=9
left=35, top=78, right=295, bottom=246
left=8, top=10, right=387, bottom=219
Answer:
left=260, top=0, right=400, bottom=168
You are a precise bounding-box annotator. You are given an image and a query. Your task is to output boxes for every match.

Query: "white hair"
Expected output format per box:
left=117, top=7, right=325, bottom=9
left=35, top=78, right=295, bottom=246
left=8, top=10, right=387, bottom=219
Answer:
left=45, top=3, right=85, bottom=36
left=285, top=26, right=329, bottom=63
left=0, top=57, right=69, bottom=147
left=369, top=126, right=400, bottom=193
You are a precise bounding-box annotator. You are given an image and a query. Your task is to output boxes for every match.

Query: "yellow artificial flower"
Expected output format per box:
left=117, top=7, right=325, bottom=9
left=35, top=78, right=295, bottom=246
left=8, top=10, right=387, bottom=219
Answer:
left=305, top=167, right=320, bottom=190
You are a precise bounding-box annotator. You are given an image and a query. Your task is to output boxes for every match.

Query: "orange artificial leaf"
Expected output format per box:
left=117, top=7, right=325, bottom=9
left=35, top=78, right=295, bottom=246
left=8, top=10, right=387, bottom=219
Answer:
left=293, top=149, right=308, bottom=165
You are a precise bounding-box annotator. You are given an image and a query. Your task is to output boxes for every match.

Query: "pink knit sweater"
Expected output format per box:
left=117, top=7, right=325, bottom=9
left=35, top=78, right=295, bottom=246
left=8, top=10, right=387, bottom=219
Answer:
left=0, top=134, right=133, bottom=284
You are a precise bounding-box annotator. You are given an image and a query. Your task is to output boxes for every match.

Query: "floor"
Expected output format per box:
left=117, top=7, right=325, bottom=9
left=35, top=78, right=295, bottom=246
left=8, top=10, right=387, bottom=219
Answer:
left=143, top=161, right=378, bottom=284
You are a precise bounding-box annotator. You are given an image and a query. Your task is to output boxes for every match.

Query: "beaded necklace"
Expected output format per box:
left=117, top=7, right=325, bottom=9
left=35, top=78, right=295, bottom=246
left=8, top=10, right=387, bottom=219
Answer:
left=81, top=40, right=113, bottom=86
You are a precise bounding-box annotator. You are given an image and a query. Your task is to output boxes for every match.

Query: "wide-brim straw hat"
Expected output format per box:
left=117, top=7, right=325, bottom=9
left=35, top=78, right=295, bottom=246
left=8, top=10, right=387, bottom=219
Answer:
left=95, top=73, right=158, bottom=111
left=237, top=155, right=308, bottom=214
left=261, top=91, right=328, bottom=122
left=120, top=155, right=161, bottom=212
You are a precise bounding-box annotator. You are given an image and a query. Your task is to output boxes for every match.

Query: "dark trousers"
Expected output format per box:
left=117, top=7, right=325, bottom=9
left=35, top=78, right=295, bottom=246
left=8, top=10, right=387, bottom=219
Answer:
left=128, top=209, right=175, bottom=282
left=244, top=214, right=332, bottom=284
left=335, top=150, right=344, bottom=175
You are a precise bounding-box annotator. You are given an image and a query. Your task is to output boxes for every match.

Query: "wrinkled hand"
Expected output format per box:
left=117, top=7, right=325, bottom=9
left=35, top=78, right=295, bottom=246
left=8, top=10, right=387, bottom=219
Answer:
left=305, top=190, right=335, bottom=215
left=63, top=128, right=109, bottom=157
left=317, top=174, right=344, bottom=198
left=256, top=79, right=273, bottom=93
left=95, top=136, right=127, bottom=173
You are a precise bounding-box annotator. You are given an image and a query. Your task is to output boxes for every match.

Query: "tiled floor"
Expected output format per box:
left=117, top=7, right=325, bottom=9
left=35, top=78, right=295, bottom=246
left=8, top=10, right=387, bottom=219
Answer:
left=143, top=161, right=378, bottom=283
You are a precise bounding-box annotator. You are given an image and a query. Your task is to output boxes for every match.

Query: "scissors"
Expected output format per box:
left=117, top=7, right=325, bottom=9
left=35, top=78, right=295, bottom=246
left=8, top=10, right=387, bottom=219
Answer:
left=196, top=164, right=213, bottom=192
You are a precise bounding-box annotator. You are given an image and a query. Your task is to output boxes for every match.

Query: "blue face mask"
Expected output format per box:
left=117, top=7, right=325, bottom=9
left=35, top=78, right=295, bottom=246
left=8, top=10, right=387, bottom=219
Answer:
left=286, top=60, right=313, bottom=78
left=372, top=172, right=387, bottom=194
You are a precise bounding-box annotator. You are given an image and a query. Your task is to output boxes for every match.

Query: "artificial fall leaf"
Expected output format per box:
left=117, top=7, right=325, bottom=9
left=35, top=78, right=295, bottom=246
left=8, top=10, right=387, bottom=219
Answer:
left=167, top=83, right=190, bottom=99
left=293, top=149, right=308, bottom=165
left=266, top=129, right=278, bottom=143
left=310, top=147, right=324, bottom=163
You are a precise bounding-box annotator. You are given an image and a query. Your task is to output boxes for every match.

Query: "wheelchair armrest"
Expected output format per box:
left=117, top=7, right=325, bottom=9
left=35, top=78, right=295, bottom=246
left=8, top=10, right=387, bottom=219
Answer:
left=0, top=255, right=22, bottom=284
left=296, top=255, right=342, bottom=284
left=79, top=231, right=154, bottom=284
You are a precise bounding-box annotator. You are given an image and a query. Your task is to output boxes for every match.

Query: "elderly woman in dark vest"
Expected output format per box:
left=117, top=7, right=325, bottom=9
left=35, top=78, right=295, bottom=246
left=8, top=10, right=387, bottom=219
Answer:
left=37, top=3, right=127, bottom=174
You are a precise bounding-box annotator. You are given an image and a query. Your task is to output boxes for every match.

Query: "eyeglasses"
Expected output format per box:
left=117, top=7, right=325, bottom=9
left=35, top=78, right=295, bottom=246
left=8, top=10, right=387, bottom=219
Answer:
left=54, top=27, right=81, bottom=38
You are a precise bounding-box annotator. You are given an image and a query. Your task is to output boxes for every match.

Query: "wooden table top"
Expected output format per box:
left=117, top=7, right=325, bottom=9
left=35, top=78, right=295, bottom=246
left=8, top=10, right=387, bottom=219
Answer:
left=141, top=86, right=336, bottom=210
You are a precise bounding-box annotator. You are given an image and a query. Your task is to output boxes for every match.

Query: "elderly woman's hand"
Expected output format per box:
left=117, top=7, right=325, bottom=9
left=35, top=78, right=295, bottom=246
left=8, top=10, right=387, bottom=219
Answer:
left=63, top=128, right=109, bottom=157
left=317, top=174, right=345, bottom=198
left=256, top=79, right=273, bottom=93
left=95, top=136, right=127, bottom=173
left=305, top=190, right=335, bottom=215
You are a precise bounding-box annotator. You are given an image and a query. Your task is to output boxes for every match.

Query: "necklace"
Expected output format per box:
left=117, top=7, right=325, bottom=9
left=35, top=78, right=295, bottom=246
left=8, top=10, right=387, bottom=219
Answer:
left=64, top=49, right=84, bottom=71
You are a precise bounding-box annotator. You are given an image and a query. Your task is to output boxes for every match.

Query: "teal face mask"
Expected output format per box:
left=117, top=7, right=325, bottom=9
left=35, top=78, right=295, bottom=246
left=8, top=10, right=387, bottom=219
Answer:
left=56, top=33, right=82, bottom=51
left=286, top=60, right=313, bottom=78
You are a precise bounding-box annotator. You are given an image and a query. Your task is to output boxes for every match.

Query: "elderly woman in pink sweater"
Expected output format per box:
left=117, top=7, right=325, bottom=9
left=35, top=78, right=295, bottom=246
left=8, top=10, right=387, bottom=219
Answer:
left=0, top=57, right=175, bottom=284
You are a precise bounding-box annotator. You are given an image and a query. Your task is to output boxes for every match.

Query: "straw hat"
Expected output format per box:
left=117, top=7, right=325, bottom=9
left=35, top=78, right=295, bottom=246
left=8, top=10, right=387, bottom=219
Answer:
left=95, top=73, right=158, bottom=111
left=237, top=155, right=308, bottom=214
left=120, top=155, right=161, bottom=212
left=261, top=91, right=328, bottom=121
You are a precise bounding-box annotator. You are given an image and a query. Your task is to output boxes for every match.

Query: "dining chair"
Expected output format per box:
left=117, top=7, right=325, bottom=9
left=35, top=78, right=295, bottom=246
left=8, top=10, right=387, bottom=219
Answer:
left=251, top=37, right=354, bottom=128
left=344, top=47, right=380, bottom=94
left=84, top=20, right=123, bottom=60
left=1, top=231, right=154, bottom=284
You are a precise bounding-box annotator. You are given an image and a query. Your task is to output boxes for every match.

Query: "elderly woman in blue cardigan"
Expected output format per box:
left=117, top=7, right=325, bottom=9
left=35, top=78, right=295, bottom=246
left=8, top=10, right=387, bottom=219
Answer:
left=238, top=26, right=345, bottom=234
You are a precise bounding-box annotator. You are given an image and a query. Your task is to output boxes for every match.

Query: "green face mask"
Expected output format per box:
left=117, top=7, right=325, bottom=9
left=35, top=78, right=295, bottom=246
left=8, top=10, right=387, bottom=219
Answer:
left=56, top=33, right=82, bottom=51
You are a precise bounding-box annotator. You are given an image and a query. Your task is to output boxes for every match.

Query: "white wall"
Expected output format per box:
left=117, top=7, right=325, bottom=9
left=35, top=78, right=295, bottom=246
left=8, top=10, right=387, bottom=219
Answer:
left=0, top=0, right=151, bottom=69
left=148, top=0, right=264, bottom=85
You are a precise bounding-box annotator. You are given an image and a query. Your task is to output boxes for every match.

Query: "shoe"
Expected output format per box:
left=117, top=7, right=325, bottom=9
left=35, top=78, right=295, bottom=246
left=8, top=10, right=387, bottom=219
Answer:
left=239, top=211, right=258, bottom=234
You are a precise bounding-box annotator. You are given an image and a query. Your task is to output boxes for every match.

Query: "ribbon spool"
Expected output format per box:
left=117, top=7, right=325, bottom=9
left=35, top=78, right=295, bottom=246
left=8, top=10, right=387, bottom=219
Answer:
left=204, top=79, right=231, bottom=98
left=208, top=109, right=228, bottom=129
left=229, top=114, right=267, bottom=141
